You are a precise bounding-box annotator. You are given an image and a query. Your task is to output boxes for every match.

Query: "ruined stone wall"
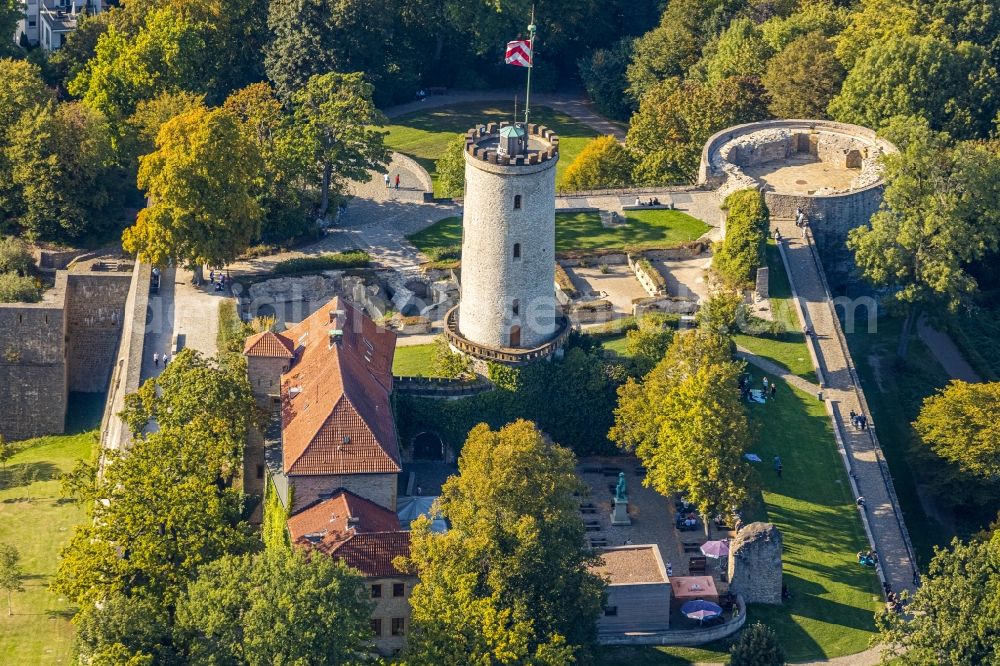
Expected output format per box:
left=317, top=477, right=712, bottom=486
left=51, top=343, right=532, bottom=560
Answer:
left=727, top=522, right=783, bottom=604
left=64, top=273, right=132, bottom=392
left=0, top=289, right=68, bottom=440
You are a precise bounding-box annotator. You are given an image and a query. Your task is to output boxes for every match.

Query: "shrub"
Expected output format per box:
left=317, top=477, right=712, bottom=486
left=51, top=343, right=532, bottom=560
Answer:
left=272, top=250, right=371, bottom=275
left=561, top=135, right=635, bottom=191
left=0, top=273, right=41, bottom=303
left=0, top=237, right=35, bottom=276
left=435, top=135, right=466, bottom=198
left=729, top=621, right=786, bottom=666
left=714, top=189, right=769, bottom=287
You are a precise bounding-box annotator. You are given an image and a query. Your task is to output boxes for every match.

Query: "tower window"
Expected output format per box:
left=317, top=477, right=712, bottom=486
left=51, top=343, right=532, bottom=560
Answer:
left=514, top=194, right=522, bottom=209
left=509, top=325, right=521, bottom=347
left=512, top=299, right=520, bottom=316
left=513, top=243, right=521, bottom=260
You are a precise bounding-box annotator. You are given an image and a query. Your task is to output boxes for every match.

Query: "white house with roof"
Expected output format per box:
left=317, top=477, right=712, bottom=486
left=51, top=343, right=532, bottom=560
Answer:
left=15, top=0, right=103, bottom=51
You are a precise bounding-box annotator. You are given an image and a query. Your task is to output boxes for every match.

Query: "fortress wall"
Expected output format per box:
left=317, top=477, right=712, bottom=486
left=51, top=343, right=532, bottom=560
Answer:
left=0, top=275, right=68, bottom=440
left=65, top=273, right=132, bottom=392
left=98, top=263, right=152, bottom=455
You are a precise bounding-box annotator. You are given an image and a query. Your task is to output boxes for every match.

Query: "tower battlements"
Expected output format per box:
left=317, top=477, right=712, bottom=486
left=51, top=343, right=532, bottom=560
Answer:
left=464, top=122, right=559, bottom=167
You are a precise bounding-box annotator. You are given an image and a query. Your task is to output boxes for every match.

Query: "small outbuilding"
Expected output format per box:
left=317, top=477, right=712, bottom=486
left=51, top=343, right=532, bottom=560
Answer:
left=591, top=544, right=672, bottom=635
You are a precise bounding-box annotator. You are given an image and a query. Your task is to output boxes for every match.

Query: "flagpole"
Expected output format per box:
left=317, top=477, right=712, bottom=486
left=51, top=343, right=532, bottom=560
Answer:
left=524, top=6, right=536, bottom=128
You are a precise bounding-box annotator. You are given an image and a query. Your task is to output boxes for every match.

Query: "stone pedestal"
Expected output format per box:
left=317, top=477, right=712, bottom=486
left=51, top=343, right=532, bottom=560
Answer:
left=611, top=496, right=631, bottom=526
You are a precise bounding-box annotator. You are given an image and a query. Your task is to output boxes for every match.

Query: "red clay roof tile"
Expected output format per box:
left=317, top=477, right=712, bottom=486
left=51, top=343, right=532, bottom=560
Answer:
left=244, top=330, right=295, bottom=358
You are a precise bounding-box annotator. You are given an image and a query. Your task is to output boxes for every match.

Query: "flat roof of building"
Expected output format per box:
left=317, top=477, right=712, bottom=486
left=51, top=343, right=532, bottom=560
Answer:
left=591, top=544, right=668, bottom=585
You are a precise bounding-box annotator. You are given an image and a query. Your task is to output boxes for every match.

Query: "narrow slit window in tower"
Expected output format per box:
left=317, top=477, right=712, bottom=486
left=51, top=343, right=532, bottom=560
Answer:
left=512, top=299, right=520, bottom=315
left=513, top=243, right=521, bottom=260
left=514, top=194, right=522, bottom=209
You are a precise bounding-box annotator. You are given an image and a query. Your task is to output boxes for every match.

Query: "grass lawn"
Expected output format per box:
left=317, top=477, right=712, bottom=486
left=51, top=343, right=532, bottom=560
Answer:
left=845, top=318, right=982, bottom=565
left=393, top=343, right=440, bottom=377
left=734, top=242, right=817, bottom=384
left=0, top=393, right=103, bottom=665
left=383, top=103, right=599, bottom=195
left=406, top=210, right=709, bottom=257
left=599, top=379, right=882, bottom=664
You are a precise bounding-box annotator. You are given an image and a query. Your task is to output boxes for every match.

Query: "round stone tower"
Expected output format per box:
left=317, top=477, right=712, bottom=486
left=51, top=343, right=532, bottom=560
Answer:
left=445, top=121, right=568, bottom=365
left=727, top=522, right=783, bottom=604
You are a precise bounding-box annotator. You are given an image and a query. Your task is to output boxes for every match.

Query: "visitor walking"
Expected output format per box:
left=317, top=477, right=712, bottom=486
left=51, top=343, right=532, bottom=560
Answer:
left=770, top=383, right=777, bottom=398
left=762, top=377, right=769, bottom=391
left=394, top=174, right=400, bottom=190
left=773, top=455, right=781, bottom=474
left=153, top=352, right=159, bottom=368
left=777, top=462, right=783, bottom=478
left=163, top=354, right=170, bottom=367
left=384, top=173, right=390, bottom=188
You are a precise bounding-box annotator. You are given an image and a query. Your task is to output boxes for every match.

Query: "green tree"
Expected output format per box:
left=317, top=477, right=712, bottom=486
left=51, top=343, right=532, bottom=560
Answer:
left=124, top=90, right=205, bottom=163
left=626, top=0, right=736, bottom=100
left=847, top=120, right=1000, bottom=357
left=47, top=12, right=111, bottom=88
left=763, top=31, right=844, bottom=119
left=578, top=37, right=635, bottom=121
left=914, top=381, right=1000, bottom=481
left=0, top=58, right=53, bottom=224
left=0, top=237, right=34, bottom=276
left=760, top=0, right=848, bottom=51
left=0, top=0, right=20, bottom=57
left=561, top=135, right=635, bottom=191
left=698, top=18, right=774, bottom=84
left=714, top=189, right=770, bottom=287
left=0, top=543, right=24, bottom=616
left=6, top=102, right=121, bottom=243
left=832, top=0, right=919, bottom=70
left=122, top=107, right=263, bottom=273
left=265, top=0, right=419, bottom=105
left=120, top=349, right=256, bottom=471
left=289, top=72, right=389, bottom=221
left=69, top=7, right=210, bottom=121
left=432, top=334, right=472, bottom=379
left=610, top=329, right=751, bottom=516
left=224, top=82, right=314, bottom=242
left=697, top=291, right=744, bottom=335
left=74, top=593, right=173, bottom=665
left=828, top=33, right=995, bottom=140
left=404, top=420, right=604, bottom=664
left=627, top=76, right=769, bottom=185
left=175, top=550, right=372, bottom=665
left=876, top=536, right=1000, bottom=665
left=435, top=134, right=466, bottom=199
left=624, top=312, right=677, bottom=376
left=729, top=621, right=786, bottom=666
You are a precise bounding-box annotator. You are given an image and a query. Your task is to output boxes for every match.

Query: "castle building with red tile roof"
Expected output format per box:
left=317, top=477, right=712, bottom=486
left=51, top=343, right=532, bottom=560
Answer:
left=245, top=297, right=414, bottom=656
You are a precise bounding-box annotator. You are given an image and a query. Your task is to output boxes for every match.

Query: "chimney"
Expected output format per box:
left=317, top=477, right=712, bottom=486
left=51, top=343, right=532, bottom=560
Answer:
left=328, top=328, right=343, bottom=346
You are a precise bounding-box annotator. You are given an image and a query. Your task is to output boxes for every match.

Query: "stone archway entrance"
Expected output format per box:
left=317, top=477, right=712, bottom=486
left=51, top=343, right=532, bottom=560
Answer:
left=413, top=431, right=444, bottom=461
left=509, top=325, right=521, bottom=347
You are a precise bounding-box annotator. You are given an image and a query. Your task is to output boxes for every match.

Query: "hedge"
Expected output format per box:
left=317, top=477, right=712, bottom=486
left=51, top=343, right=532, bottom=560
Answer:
left=713, top=189, right=769, bottom=287
left=272, top=250, right=371, bottom=275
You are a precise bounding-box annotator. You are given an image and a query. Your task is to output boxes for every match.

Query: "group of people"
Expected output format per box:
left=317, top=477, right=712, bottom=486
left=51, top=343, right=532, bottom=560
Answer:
left=857, top=549, right=879, bottom=567
left=152, top=352, right=171, bottom=369
left=384, top=173, right=402, bottom=190
left=849, top=409, right=869, bottom=430
left=739, top=374, right=777, bottom=402
left=633, top=196, right=664, bottom=206
left=208, top=269, right=229, bottom=292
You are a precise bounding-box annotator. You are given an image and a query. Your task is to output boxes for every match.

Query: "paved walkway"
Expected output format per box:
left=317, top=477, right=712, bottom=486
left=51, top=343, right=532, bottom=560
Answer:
left=774, top=218, right=917, bottom=597
left=916, top=316, right=982, bottom=383
left=142, top=267, right=225, bottom=380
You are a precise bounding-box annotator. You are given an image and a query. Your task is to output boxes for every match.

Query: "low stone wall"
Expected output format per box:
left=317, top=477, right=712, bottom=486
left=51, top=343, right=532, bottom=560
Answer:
left=598, top=595, right=746, bottom=646
left=633, top=296, right=699, bottom=317
left=565, top=299, right=614, bottom=324
left=629, top=255, right=667, bottom=297
left=558, top=253, right=629, bottom=265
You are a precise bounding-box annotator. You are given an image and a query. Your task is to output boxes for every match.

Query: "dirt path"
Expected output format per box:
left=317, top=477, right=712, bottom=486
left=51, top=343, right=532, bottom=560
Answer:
left=916, top=316, right=982, bottom=383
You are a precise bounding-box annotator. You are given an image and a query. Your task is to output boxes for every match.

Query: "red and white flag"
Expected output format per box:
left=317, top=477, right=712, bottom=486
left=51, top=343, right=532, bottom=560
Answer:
left=505, top=40, right=532, bottom=67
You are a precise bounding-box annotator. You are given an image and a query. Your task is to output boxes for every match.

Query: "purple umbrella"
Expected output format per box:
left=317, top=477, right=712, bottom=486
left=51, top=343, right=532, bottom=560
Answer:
left=700, top=540, right=730, bottom=559
left=680, top=599, right=723, bottom=622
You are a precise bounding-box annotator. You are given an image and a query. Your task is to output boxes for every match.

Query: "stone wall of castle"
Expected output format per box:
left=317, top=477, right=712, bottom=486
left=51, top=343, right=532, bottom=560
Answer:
left=65, top=273, right=132, bottom=392
left=0, top=269, right=136, bottom=442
